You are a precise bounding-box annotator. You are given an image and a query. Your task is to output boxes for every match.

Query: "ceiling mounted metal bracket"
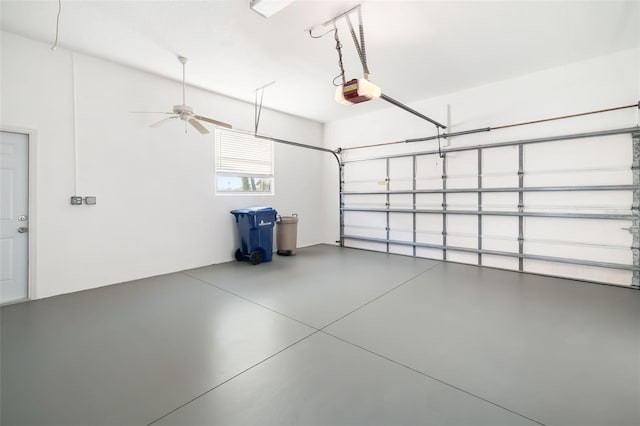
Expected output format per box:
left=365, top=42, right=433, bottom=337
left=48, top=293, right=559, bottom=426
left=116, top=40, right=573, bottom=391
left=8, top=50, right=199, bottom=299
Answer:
left=304, top=4, right=362, bottom=34
left=254, top=81, right=276, bottom=134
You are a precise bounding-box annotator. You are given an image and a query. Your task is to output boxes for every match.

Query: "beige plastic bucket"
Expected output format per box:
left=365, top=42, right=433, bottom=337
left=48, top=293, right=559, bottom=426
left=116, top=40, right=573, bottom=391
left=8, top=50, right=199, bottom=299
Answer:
left=276, top=214, right=298, bottom=256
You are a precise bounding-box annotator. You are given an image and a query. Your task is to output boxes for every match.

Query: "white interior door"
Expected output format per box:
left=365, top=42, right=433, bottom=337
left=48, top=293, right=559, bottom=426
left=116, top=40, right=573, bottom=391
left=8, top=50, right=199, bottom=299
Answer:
left=1, top=131, right=29, bottom=304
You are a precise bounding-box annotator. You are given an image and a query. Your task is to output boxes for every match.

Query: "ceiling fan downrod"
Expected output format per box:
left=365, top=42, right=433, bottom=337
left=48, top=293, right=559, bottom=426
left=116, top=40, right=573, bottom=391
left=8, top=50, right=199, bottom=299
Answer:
left=178, top=56, right=188, bottom=107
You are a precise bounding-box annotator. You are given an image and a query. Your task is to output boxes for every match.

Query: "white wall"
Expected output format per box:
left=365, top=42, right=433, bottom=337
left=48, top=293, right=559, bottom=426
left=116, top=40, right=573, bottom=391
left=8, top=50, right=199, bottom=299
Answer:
left=1, top=31, right=327, bottom=299
left=3, top=29, right=638, bottom=296
left=323, top=47, right=640, bottom=285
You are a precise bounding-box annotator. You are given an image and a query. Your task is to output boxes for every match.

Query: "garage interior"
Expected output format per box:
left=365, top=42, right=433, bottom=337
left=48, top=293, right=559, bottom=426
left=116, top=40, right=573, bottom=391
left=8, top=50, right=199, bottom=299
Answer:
left=1, top=1, right=639, bottom=426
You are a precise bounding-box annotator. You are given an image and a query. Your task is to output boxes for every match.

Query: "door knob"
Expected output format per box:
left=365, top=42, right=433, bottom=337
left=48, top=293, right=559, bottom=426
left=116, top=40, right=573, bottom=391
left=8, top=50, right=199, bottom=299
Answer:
left=17, top=227, right=28, bottom=233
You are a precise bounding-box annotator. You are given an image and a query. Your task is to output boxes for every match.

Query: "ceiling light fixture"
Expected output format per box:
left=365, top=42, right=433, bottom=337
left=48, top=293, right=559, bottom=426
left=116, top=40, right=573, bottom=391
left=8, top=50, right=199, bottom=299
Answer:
left=249, top=0, right=295, bottom=18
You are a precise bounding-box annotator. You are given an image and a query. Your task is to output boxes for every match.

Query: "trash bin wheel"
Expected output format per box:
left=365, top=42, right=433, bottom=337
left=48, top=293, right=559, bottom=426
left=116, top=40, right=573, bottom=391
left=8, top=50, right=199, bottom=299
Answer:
left=234, top=249, right=244, bottom=262
left=249, top=250, right=262, bottom=265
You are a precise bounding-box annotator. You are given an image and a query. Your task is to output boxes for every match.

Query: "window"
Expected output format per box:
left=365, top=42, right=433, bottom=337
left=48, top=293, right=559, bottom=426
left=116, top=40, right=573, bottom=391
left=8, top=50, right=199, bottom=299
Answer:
left=215, top=128, right=274, bottom=194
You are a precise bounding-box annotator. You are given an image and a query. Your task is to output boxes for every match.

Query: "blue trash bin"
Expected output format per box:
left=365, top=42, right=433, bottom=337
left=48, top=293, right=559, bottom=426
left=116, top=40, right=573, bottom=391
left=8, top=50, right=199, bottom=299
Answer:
left=230, top=207, right=277, bottom=265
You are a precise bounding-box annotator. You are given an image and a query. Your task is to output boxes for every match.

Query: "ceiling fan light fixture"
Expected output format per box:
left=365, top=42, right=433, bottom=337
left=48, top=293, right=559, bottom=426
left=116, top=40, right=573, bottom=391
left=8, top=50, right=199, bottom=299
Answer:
left=249, top=0, right=295, bottom=18
left=335, top=78, right=382, bottom=105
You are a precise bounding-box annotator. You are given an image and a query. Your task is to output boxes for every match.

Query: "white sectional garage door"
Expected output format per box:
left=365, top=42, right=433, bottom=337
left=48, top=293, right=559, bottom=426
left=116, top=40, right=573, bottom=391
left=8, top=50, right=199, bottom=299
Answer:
left=341, top=130, right=639, bottom=287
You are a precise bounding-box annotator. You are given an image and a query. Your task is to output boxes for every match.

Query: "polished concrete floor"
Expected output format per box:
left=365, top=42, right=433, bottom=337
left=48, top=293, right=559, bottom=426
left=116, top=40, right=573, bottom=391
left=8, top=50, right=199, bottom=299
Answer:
left=1, top=245, right=638, bottom=426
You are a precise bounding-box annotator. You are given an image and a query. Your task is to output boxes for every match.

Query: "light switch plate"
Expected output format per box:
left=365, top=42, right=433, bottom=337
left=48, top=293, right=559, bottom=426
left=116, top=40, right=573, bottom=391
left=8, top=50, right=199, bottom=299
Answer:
left=84, top=196, right=96, bottom=205
left=70, top=196, right=83, bottom=205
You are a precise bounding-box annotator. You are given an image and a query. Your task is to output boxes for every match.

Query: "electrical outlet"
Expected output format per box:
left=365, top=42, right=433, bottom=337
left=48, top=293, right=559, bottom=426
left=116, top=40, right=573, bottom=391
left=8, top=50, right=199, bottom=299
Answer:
left=70, top=196, right=83, bottom=205
left=84, top=196, right=96, bottom=205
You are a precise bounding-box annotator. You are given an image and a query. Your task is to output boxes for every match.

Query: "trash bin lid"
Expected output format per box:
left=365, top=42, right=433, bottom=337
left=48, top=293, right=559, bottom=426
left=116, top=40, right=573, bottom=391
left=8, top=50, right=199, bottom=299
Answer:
left=230, top=206, right=276, bottom=215
left=278, top=215, right=299, bottom=224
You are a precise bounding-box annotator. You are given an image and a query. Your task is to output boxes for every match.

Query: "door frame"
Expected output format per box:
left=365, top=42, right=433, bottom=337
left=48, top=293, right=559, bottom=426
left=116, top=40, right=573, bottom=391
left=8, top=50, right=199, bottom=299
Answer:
left=1, top=126, right=38, bottom=302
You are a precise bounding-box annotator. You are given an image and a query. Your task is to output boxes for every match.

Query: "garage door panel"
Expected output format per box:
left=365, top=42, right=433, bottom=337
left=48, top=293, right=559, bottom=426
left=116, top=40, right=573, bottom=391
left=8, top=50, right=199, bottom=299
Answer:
left=389, top=213, right=413, bottom=242
left=416, top=247, right=443, bottom=261
left=482, top=254, right=519, bottom=271
left=416, top=154, right=442, bottom=190
left=524, top=191, right=631, bottom=215
left=447, top=251, right=479, bottom=265
left=525, top=136, right=631, bottom=187
left=389, top=194, right=412, bottom=209
left=343, top=194, right=386, bottom=209
left=340, top=131, right=637, bottom=287
left=447, top=193, right=477, bottom=211
left=446, top=151, right=477, bottom=189
left=344, top=160, right=386, bottom=192
left=447, top=215, right=477, bottom=248
left=389, top=157, right=413, bottom=191
left=482, top=146, right=518, bottom=188
left=482, top=193, right=519, bottom=212
left=416, top=193, right=442, bottom=209
left=524, top=260, right=631, bottom=286
left=389, top=244, right=413, bottom=256
left=482, top=217, right=519, bottom=252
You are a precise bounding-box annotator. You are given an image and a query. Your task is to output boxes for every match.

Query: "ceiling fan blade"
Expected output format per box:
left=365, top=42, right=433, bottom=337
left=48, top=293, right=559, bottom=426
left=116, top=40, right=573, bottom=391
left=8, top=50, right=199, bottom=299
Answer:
left=188, top=118, right=209, bottom=134
left=194, top=115, right=232, bottom=129
left=150, top=116, right=178, bottom=128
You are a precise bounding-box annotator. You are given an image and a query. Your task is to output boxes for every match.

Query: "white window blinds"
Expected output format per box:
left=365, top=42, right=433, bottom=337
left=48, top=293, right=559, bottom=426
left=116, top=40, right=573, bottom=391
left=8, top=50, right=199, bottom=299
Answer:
left=215, top=129, right=273, bottom=178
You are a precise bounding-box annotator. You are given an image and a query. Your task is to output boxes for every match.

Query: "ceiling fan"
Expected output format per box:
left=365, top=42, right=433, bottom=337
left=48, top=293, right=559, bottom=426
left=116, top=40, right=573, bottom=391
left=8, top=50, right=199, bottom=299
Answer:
left=136, top=56, right=232, bottom=134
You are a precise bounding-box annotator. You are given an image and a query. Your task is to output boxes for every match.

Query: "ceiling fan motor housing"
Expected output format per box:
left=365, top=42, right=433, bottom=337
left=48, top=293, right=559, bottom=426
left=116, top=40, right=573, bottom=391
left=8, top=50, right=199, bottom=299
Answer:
left=173, top=104, right=193, bottom=114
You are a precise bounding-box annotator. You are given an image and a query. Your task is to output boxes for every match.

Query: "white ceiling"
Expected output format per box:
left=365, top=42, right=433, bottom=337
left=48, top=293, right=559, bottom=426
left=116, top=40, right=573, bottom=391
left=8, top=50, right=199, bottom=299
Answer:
left=1, top=0, right=638, bottom=123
